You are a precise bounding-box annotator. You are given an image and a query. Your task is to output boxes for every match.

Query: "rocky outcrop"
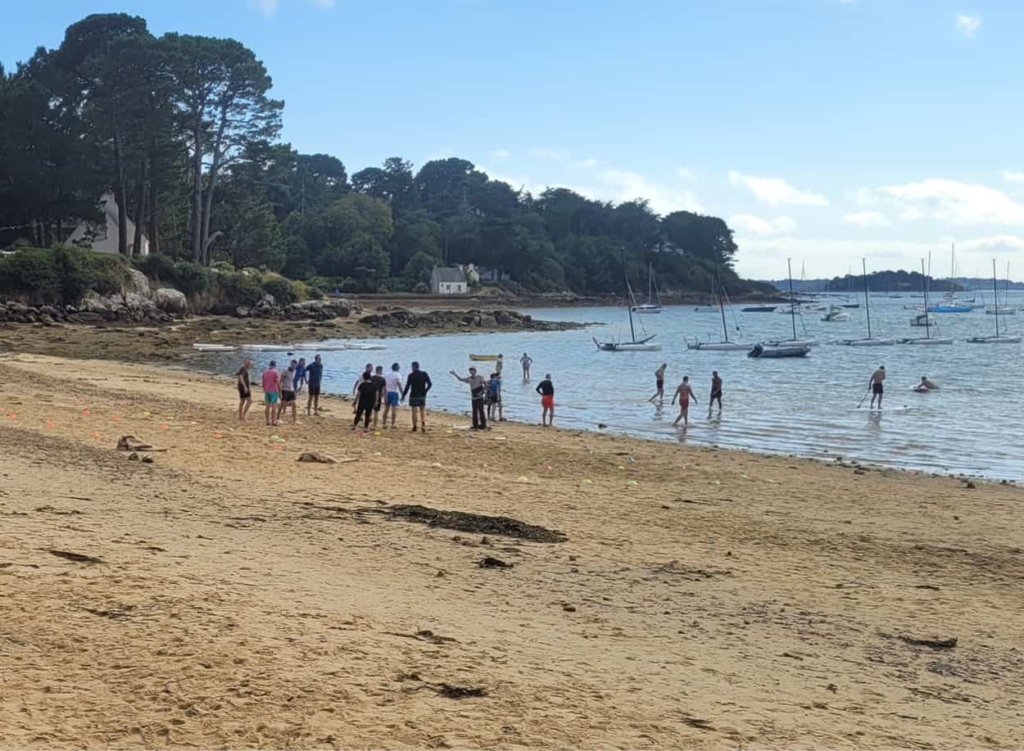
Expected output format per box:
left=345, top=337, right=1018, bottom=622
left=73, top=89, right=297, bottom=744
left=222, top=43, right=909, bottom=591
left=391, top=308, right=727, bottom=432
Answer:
left=357, top=307, right=576, bottom=332
left=242, top=297, right=352, bottom=321
left=124, top=268, right=151, bottom=298
left=2, top=296, right=174, bottom=325
left=154, top=288, right=188, bottom=315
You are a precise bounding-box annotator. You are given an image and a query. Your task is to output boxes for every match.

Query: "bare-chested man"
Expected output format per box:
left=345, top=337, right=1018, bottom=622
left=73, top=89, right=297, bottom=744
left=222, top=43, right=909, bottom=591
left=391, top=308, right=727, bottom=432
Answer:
left=672, top=375, right=698, bottom=428
left=869, top=365, right=886, bottom=409
left=649, top=363, right=667, bottom=404
left=914, top=376, right=939, bottom=392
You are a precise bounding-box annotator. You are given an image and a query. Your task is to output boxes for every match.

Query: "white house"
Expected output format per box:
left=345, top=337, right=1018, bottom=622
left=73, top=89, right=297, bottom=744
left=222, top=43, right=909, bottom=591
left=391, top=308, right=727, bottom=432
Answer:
left=430, top=266, right=468, bottom=295
left=66, top=192, right=149, bottom=256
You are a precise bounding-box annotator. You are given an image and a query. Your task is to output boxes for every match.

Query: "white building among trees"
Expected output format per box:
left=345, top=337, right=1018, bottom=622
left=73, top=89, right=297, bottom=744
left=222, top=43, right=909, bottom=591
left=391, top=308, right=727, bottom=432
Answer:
left=65, top=192, right=149, bottom=257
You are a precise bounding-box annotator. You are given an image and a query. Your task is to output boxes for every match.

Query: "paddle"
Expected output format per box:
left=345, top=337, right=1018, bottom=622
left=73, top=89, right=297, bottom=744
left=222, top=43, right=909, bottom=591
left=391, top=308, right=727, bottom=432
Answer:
left=856, top=387, right=872, bottom=409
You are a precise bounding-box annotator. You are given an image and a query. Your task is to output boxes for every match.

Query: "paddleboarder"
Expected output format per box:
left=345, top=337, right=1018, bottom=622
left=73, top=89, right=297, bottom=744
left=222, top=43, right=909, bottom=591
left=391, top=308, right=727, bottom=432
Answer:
left=869, top=365, right=886, bottom=409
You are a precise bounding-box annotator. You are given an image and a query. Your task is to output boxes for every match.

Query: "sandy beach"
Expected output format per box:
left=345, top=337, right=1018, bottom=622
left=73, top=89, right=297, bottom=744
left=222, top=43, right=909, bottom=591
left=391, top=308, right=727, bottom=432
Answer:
left=2, top=353, right=1023, bottom=749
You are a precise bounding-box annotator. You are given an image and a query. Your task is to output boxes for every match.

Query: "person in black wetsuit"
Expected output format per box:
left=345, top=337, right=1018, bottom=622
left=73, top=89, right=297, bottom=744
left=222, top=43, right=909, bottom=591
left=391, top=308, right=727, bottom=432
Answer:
left=353, top=372, right=377, bottom=430
left=536, top=374, right=555, bottom=427
left=402, top=361, right=433, bottom=432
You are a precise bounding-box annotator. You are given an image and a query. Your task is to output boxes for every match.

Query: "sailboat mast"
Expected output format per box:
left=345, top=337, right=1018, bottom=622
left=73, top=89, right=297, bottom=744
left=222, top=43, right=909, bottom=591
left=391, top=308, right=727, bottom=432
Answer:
left=862, top=258, right=872, bottom=340
left=717, top=270, right=729, bottom=343
left=787, top=258, right=797, bottom=340
left=922, top=257, right=931, bottom=339
left=993, top=258, right=1000, bottom=338
left=648, top=262, right=653, bottom=303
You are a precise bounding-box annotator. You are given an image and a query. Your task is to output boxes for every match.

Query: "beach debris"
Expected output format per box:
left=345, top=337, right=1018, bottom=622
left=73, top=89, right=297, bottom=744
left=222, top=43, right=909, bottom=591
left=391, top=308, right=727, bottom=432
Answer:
left=46, top=421, right=54, bottom=428
left=898, top=635, right=958, bottom=650
left=142, top=456, right=153, bottom=464
left=128, top=452, right=139, bottom=461
left=296, top=451, right=351, bottom=464
left=82, top=409, right=90, bottom=416
left=384, top=629, right=457, bottom=645
left=681, top=715, right=714, bottom=731
left=380, top=504, right=567, bottom=543
left=159, top=423, right=169, bottom=430
left=478, top=556, right=513, bottom=569
left=84, top=606, right=132, bottom=620
left=430, top=683, right=487, bottom=699
left=651, top=560, right=731, bottom=581
left=562, top=604, right=577, bottom=612
left=597, top=423, right=607, bottom=429
left=516, top=475, right=528, bottom=483
left=116, top=435, right=163, bottom=452
left=581, top=479, right=592, bottom=485
left=827, top=683, right=838, bottom=693
left=965, top=481, right=976, bottom=489
left=49, top=549, right=104, bottom=564
left=212, top=432, right=223, bottom=438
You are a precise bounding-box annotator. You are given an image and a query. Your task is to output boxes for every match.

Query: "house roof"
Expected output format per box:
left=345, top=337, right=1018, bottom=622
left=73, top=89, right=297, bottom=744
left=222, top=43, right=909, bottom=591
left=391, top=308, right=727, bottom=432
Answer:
left=432, top=267, right=466, bottom=283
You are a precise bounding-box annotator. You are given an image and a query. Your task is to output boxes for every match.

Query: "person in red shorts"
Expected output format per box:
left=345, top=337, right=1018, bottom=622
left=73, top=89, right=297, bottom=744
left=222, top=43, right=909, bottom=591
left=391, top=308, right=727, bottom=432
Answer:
left=535, top=373, right=555, bottom=427
left=672, top=375, right=698, bottom=428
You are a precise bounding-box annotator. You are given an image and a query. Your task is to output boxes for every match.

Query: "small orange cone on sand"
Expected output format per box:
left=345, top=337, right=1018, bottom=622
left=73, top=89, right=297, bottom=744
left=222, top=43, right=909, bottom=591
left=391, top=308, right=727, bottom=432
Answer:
left=6, top=413, right=15, bottom=420
left=112, top=416, right=121, bottom=422
left=91, top=431, right=100, bottom=438
left=82, top=409, right=90, bottom=416
left=47, top=421, right=54, bottom=428
left=159, top=424, right=169, bottom=430
left=212, top=433, right=223, bottom=439
left=274, top=445, right=284, bottom=451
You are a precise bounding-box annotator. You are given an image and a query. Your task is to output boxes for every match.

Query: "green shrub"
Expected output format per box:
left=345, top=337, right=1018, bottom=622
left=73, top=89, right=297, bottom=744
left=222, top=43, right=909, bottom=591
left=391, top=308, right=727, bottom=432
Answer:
left=413, top=281, right=429, bottom=294
left=0, top=246, right=127, bottom=304
left=219, top=271, right=263, bottom=307
left=133, top=254, right=177, bottom=283
left=212, top=260, right=236, bottom=273
left=170, top=261, right=216, bottom=297
left=261, top=274, right=296, bottom=304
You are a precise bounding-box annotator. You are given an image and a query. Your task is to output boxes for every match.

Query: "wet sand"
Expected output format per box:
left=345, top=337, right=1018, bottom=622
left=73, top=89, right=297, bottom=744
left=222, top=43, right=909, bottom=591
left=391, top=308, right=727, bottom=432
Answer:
left=1, top=353, right=1022, bottom=749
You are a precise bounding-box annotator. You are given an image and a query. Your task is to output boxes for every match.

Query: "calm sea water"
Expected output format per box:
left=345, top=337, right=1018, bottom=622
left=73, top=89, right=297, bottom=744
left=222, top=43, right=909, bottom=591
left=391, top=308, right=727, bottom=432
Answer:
left=194, top=292, right=1024, bottom=480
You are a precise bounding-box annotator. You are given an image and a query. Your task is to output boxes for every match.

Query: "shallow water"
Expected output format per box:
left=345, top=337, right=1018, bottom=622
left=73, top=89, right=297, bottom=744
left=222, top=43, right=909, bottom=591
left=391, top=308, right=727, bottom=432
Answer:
left=195, top=292, right=1024, bottom=480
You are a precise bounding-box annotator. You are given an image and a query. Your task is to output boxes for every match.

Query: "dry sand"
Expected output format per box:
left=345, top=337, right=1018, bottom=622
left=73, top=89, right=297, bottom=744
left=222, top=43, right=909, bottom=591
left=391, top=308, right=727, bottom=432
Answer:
left=1, top=354, right=1022, bottom=749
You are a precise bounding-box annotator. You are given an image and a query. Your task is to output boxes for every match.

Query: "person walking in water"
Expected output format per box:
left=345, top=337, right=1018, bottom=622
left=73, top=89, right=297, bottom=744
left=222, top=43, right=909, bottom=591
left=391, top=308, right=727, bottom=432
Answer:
left=649, top=364, right=667, bottom=404
left=451, top=366, right=488, bottom=429
left=305, top=355, right=323, bottom=416
left=402, top=361, right=432, bottom=432
left=536, top=373, right=555, bottom=427
left=672, top=375, right=698, bottom=428
left=261, top=360, right=280, bottom=426
left=708, top=370, right=723, bottom=416
left=353, top=372, right=377, bottom=431
left=869, top=365, right=886, bottom=409
left=495, top=354, right=504, bottom=376
left=236, top=357, right=253, bottom=421
left=520, top=352, right=533, bottom=381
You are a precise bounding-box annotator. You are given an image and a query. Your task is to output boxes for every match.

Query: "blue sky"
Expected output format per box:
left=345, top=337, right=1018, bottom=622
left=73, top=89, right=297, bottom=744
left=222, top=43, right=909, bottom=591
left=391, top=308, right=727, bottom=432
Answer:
left=5, top=0, right=1024, bottom=279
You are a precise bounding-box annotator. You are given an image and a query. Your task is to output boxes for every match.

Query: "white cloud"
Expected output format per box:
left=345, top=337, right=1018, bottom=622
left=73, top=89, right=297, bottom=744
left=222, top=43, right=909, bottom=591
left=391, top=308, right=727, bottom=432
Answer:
left=957, top=235, right=1024, bottom=253
left=1002, top=170, right=1024, bottom=182
left=676, top=167, right=696, bottom=182
left=879, top=179, right=1024, bottom=226
left=491, top=149, right=511, bottom=159
left=251, top=0, right=279, bottom=15
left=727, top=170, right=829, bottom=207
left=956, top=13, right=981, bottom=39
left=601, top=169, right=704, bottom=215
left=843, top=211, right=890, bottom=227
left=900, top=208, right=925, bottom=221
left=528, top=148, right=564, bottom=161
left=573, top=157, right=600, bottom=169
left=729, top=213, right=797, bottom=236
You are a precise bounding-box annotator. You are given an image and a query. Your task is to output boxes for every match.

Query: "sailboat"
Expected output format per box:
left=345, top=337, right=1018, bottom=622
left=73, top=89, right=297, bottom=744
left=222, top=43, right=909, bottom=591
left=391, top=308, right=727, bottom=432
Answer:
left=594, top=263, right=661, bottom=351
left=899, top=257, right=953, bottom=345
left=749, top=259, right=811, bottom=357
left=631, top=263, right=663, bottom=314
left=686, top=272, right=752, bottom=351
left=968, top=260, right=1022, bottom=344
left=835, top=259, right=895, bottom=346
left=929, top=244, right=972, bottom=313
left=985, top=263, right=1017, bottom=315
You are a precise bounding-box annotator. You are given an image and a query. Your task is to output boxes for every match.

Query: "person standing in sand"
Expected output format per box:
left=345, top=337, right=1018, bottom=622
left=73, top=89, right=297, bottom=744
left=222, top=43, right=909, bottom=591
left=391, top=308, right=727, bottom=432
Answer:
left=278, top=361, right=298, bottom=424
left=672, top=376, right=698, bottom=428
left=496, top=354, right=504, bottom=376
left=649, top=364, right=667, bottom=404
left=236, top=357, right=253, bottom=421
left=708, top=370, right=723, bottom=416
left=353, top=372, right=377, bottom=431
left=451, top=366, right=488, bottom=429
left=869, top=366, right=886, bottom=409
left=536, top=374, right=555, bottom=427
left=402, top=361, right=432, bottom=432
left=305, top=355, right=324, bottom=416
left=371, top=365, right=387, bottom=428
left=352, top=363, right=373, bottom=398
left=382, top=363, right=403, bottom=429
left=520, top=352, right=533, bottom=381
left=262, top=360, right=280, bottom=426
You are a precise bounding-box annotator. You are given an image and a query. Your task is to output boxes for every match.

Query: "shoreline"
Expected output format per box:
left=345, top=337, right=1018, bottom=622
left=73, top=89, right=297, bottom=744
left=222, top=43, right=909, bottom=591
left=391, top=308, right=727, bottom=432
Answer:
left=2, top=352, right=1023, bottom=747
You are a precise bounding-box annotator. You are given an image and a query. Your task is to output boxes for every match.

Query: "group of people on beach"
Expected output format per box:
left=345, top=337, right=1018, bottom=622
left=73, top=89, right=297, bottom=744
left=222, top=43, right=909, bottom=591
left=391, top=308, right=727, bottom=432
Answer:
left=233, top=350, right=555, bottom=431
left=646, top=364, right=724, bottom=427
left=235, top=355, right=325, bottom=425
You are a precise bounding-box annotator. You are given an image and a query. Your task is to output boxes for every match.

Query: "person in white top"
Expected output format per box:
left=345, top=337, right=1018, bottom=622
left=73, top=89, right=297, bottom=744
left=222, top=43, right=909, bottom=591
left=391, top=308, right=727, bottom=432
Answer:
left=382, top=362, right=403, bottom=429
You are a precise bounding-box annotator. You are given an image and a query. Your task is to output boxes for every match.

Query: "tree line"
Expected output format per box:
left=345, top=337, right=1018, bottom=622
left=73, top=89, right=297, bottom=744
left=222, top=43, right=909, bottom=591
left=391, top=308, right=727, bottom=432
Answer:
left=0, top=13, right=760, bottom=296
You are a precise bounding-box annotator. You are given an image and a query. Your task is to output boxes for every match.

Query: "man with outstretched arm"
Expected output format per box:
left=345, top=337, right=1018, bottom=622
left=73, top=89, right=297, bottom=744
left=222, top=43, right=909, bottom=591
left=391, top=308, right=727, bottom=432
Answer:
left=451, top=366, right=488, bottom=429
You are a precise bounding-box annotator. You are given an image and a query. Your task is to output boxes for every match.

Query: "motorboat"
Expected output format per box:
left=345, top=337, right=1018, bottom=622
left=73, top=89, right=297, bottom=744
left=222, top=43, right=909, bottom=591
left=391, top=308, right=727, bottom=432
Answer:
left=986, top=306, right=1017, bottom=316
left=686, top=339, right=750, bottom=351
left=928, top=304, right=972, bottom=313
left=741, top=304, right=778, bottom=313
left=748, top=342, right=811, bottom=358
left=469, top=354, right=502, bottom=361
left=910, top=312, right=936, bottom=327
left=822, top=306, right=850, bottom=322
left=632, top=302, right=663, bottom=315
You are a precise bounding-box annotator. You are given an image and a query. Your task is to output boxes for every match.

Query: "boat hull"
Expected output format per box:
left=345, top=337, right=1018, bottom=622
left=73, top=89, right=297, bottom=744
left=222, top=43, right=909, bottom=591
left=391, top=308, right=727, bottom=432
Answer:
left=686, top=341, right=752, bottom=352
left=967, top=336, right=1022, bottom=344
left=469, top=354, right=501, bottom=361
left=834, top=338, right=896, bottom=347
left=748, top=343, right=811, bottom=358
left=741, top=305, right=778, bottom=313
left=928, top=306, right=972, bottom=313
left=897, top=337, right=954, bottom=345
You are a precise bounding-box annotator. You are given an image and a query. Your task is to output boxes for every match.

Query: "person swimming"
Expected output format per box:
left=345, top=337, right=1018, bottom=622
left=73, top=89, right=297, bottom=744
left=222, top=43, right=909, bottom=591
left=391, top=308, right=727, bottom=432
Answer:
left=913, top=376, right=939, bottom=392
